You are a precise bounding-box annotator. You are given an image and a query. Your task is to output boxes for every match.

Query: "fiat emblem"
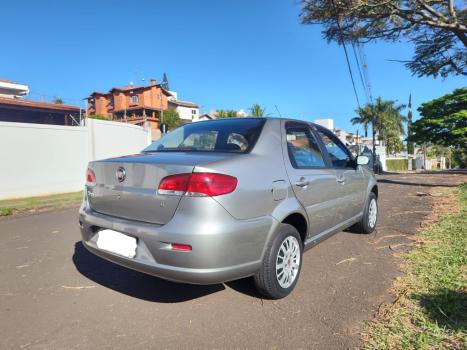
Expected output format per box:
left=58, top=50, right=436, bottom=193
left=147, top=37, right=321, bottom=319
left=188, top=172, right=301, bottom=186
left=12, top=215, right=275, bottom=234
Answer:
left=116, top=167, right=126, bottom=182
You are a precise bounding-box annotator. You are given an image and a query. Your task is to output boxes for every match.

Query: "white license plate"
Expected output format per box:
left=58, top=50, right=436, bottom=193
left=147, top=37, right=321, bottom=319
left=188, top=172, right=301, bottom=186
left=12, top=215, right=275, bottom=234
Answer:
left=96, top=229, right=137, bottom=258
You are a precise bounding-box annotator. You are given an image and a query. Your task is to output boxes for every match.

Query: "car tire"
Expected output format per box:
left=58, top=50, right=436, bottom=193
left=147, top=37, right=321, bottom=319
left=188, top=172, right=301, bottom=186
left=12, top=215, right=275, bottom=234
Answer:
left=254, top=223, right=303, bottom=299
left=352, top=192, right=378, bottom=234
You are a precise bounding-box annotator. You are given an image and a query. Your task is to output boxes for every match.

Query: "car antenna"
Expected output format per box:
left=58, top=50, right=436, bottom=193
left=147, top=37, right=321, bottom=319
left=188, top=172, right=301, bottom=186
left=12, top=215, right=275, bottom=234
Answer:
left=274, top=104, right=283, bottom=118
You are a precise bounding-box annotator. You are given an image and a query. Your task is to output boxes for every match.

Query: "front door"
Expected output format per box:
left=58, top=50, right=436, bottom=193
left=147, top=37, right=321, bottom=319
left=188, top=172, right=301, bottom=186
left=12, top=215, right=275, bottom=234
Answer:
left=315, top=126, right=366, bottom=224
left=282, top=121, right=342, bottom=238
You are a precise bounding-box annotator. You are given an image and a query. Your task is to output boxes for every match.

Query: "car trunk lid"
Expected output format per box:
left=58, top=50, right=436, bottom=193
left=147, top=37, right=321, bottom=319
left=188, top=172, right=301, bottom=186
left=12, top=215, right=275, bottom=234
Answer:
left=87, top=152, right=236, bottom=225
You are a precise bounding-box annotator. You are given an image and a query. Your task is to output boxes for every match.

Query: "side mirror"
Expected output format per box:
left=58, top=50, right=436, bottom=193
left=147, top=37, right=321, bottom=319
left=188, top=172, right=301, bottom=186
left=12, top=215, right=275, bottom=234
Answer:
left=357, top=155, right=370, bottom=166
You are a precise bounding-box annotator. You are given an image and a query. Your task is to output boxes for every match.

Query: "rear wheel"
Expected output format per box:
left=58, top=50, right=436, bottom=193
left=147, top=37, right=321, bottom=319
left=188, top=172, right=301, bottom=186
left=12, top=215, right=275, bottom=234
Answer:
left=254, top=224, right=303, bottom=299
left=353, top=192, right=378, bottom=234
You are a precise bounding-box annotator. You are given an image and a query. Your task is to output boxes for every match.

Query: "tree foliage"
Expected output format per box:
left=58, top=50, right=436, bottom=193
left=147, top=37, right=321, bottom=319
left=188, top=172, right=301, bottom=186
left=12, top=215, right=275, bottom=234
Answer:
left=53, top=97, right=64, bottom=104
left=163, top=108, right=182, bottom=130
left=249, top=104, right=266, bottom=117
left=352, top=97, right=407, bottom=154
left=300, top=0, right=467, bottom=78
left=215, top=109, right=238, bottom=118
left=410, top=88, right=467, bottom=149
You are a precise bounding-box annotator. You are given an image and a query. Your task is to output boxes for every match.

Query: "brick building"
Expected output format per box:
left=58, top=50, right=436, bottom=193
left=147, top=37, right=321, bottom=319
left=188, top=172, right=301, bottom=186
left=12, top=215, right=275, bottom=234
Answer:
left=86, top=79, right=199, bottom=137
left=87, top=79, right=171, bottom=131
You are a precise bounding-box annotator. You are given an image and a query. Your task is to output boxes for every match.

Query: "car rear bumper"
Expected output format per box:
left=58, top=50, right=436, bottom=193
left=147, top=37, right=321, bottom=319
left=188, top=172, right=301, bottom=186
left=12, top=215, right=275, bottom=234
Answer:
left=79, top=196, right=276, bottom=284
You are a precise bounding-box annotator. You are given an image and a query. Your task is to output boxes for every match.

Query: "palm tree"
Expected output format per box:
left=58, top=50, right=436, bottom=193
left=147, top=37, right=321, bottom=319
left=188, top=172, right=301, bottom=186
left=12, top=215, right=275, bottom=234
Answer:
left=351, top=106, right=372, bottom=137
left=249, top=104, right=266, bottom=117
left=53, top=96, right=64, bottom=104
left=353, top=97, right=407, bottom=154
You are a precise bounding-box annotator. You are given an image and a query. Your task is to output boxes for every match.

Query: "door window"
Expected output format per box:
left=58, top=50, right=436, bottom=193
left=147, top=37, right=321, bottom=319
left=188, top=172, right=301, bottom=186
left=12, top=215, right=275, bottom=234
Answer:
left=285, top=123, right=326, bottom=168
left=317, top=128, right=354, bottom=168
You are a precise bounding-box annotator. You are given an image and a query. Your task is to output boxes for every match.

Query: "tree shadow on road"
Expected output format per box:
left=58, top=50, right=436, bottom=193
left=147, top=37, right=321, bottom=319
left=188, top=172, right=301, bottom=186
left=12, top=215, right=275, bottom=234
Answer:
left=416, top=289, right=467, bottom=332
left=72, top=242, right=225, bottom=303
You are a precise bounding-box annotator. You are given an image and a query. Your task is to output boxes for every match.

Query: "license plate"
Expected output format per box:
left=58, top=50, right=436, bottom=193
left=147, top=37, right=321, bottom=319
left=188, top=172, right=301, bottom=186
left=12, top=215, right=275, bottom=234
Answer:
left=96, top=229, right=137, bottom=258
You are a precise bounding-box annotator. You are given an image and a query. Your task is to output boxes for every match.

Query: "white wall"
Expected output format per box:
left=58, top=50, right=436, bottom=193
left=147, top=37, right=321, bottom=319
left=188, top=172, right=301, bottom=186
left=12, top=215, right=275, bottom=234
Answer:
left=87, top=119, right=150, bottom=161
left=0, top=120, right=151, bottom=200
left=314, top=118, right=334, bottom=130
left=176, top=106, right=199, bottom=122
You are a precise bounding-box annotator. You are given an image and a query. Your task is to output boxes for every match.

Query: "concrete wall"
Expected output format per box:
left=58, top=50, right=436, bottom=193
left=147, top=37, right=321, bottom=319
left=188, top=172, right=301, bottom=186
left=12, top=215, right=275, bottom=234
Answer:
left=87, top=119, right=151, bottom=161
left=0, top=119, right=151, bottom=200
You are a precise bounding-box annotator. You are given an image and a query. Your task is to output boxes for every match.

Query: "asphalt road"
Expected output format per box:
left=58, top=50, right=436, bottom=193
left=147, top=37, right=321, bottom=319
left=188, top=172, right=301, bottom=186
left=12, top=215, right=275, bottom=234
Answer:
left=1, top=173, right=465, bottom=349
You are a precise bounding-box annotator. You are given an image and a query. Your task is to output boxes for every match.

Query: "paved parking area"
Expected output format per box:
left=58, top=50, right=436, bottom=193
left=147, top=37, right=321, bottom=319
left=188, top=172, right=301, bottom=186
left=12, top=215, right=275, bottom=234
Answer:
left=0, top=173, right=465, bottom=349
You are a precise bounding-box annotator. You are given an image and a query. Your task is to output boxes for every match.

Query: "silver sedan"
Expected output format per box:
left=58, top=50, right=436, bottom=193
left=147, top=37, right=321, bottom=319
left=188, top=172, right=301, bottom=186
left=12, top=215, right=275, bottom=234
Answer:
left=79, top=117, right=378, bottom=299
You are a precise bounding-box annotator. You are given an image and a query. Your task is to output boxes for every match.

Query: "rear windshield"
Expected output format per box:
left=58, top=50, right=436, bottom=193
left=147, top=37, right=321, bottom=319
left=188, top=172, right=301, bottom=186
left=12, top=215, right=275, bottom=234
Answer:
left=143, top=118, right=266, bottom=153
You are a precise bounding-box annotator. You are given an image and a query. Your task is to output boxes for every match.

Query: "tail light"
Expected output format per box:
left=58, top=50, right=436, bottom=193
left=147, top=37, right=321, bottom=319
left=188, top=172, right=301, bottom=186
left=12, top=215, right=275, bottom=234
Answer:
left=86, top=168, right=96, bottom=186
left=157, top=173, right=191, bottom=195
left=158, top=173, right=237, bottom=197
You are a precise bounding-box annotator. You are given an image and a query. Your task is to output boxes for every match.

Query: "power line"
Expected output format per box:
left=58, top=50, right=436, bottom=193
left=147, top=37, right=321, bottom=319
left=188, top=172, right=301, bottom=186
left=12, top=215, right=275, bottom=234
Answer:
left=328, top=1, right=378, bottom=169
left=351, top=42, right=370, bottom=104
left=330, top=0, right=361, bottom=109
left=356, top=43, right=374, bottom=105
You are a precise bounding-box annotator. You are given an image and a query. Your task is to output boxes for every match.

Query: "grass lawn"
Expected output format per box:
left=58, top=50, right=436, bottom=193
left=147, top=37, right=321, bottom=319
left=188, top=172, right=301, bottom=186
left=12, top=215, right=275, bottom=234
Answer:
left=0, top=191, right=83, bottom=216
left=363, top=184, right=467, bottom=349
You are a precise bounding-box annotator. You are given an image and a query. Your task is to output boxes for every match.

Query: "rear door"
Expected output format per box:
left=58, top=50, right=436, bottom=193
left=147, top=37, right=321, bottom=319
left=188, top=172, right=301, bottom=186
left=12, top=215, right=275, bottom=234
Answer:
left=282, top=121, right=342, bottom=237
left=315, top=126, right=366, bottom=223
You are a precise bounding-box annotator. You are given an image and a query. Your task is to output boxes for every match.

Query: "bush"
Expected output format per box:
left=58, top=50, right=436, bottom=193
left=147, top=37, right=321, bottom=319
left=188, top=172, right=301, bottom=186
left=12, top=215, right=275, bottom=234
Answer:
left=452, top=148, right=467, bottom=168
left=88, top=114, right=108, bottom=121
left=386, top=159, right=408, bottom=172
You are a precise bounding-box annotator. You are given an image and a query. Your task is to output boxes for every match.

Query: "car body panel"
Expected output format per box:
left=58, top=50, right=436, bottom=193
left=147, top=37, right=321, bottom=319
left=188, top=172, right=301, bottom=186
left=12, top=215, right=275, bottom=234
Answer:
left=80, top=195, right=276, bottom=284
left=79, top=117, right=378, bottom=285
left=87, top=152, right=242, bottom=224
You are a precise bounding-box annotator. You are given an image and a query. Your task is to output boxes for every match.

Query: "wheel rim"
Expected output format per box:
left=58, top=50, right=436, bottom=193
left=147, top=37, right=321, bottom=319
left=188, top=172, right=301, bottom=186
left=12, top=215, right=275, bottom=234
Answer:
left=276, top=236, right=301, bottom=289
left=368, top=198, right=377, bottom=228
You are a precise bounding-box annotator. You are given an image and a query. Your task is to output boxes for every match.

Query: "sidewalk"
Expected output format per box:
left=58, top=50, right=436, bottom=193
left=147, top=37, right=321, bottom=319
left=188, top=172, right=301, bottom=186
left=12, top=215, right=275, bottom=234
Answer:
left=0, top=191, right=82, bottom=216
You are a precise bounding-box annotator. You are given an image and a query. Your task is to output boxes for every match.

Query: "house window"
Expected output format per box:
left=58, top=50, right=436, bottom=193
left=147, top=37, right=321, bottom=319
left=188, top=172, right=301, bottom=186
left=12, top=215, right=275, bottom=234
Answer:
left=131, top=95, right=139, bottom=104
left=192, top=109, right=197, bottom=115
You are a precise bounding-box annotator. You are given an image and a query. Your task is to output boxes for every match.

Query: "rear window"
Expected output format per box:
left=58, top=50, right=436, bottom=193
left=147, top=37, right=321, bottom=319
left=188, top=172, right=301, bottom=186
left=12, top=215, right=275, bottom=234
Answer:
left=143, top=118, right=266, bottom=153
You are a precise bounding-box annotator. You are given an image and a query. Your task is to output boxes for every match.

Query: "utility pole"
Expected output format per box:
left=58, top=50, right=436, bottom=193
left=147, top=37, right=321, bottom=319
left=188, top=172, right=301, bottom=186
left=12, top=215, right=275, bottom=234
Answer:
left=407, top=93, right=414, bottom=155
left=159, top=91, right=164, bottom=124
left=372, top=105, right=377, bottom=173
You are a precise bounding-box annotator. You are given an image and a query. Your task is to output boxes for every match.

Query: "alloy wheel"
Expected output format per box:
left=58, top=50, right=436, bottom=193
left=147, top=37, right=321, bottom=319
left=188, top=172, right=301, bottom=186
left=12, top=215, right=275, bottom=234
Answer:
left=275, top=236, right=301, bottom=289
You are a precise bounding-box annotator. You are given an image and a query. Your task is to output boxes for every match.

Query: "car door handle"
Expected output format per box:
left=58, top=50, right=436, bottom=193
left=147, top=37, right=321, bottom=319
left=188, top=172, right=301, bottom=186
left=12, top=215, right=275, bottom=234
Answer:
left=295, top=180, right=309, bottom=187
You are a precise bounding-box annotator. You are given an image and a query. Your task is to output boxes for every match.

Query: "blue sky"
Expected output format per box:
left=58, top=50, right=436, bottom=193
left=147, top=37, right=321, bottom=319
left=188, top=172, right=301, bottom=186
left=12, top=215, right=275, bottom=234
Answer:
left=1, top=0, right=465, bottom=133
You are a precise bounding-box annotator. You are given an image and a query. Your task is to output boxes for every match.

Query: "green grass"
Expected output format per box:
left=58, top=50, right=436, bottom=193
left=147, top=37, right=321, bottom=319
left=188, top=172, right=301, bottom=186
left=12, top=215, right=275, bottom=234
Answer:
left=0, top=191, right=83, bottom=216
left=363, top=184, right=467, bottom=349
left=386, top=159, right=409, bottom=172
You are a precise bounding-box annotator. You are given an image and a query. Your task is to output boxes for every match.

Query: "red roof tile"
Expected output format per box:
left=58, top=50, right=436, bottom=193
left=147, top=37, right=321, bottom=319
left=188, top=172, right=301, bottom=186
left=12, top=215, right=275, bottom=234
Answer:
left=0, top=97, right=80, bottom=112
left=0, top=78, right=25, bottom=85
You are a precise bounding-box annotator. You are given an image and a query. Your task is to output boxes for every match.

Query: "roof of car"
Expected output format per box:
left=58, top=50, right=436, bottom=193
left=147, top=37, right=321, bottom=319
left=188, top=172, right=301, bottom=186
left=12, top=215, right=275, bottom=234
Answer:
left=192, top=116, right=321, bottom=127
